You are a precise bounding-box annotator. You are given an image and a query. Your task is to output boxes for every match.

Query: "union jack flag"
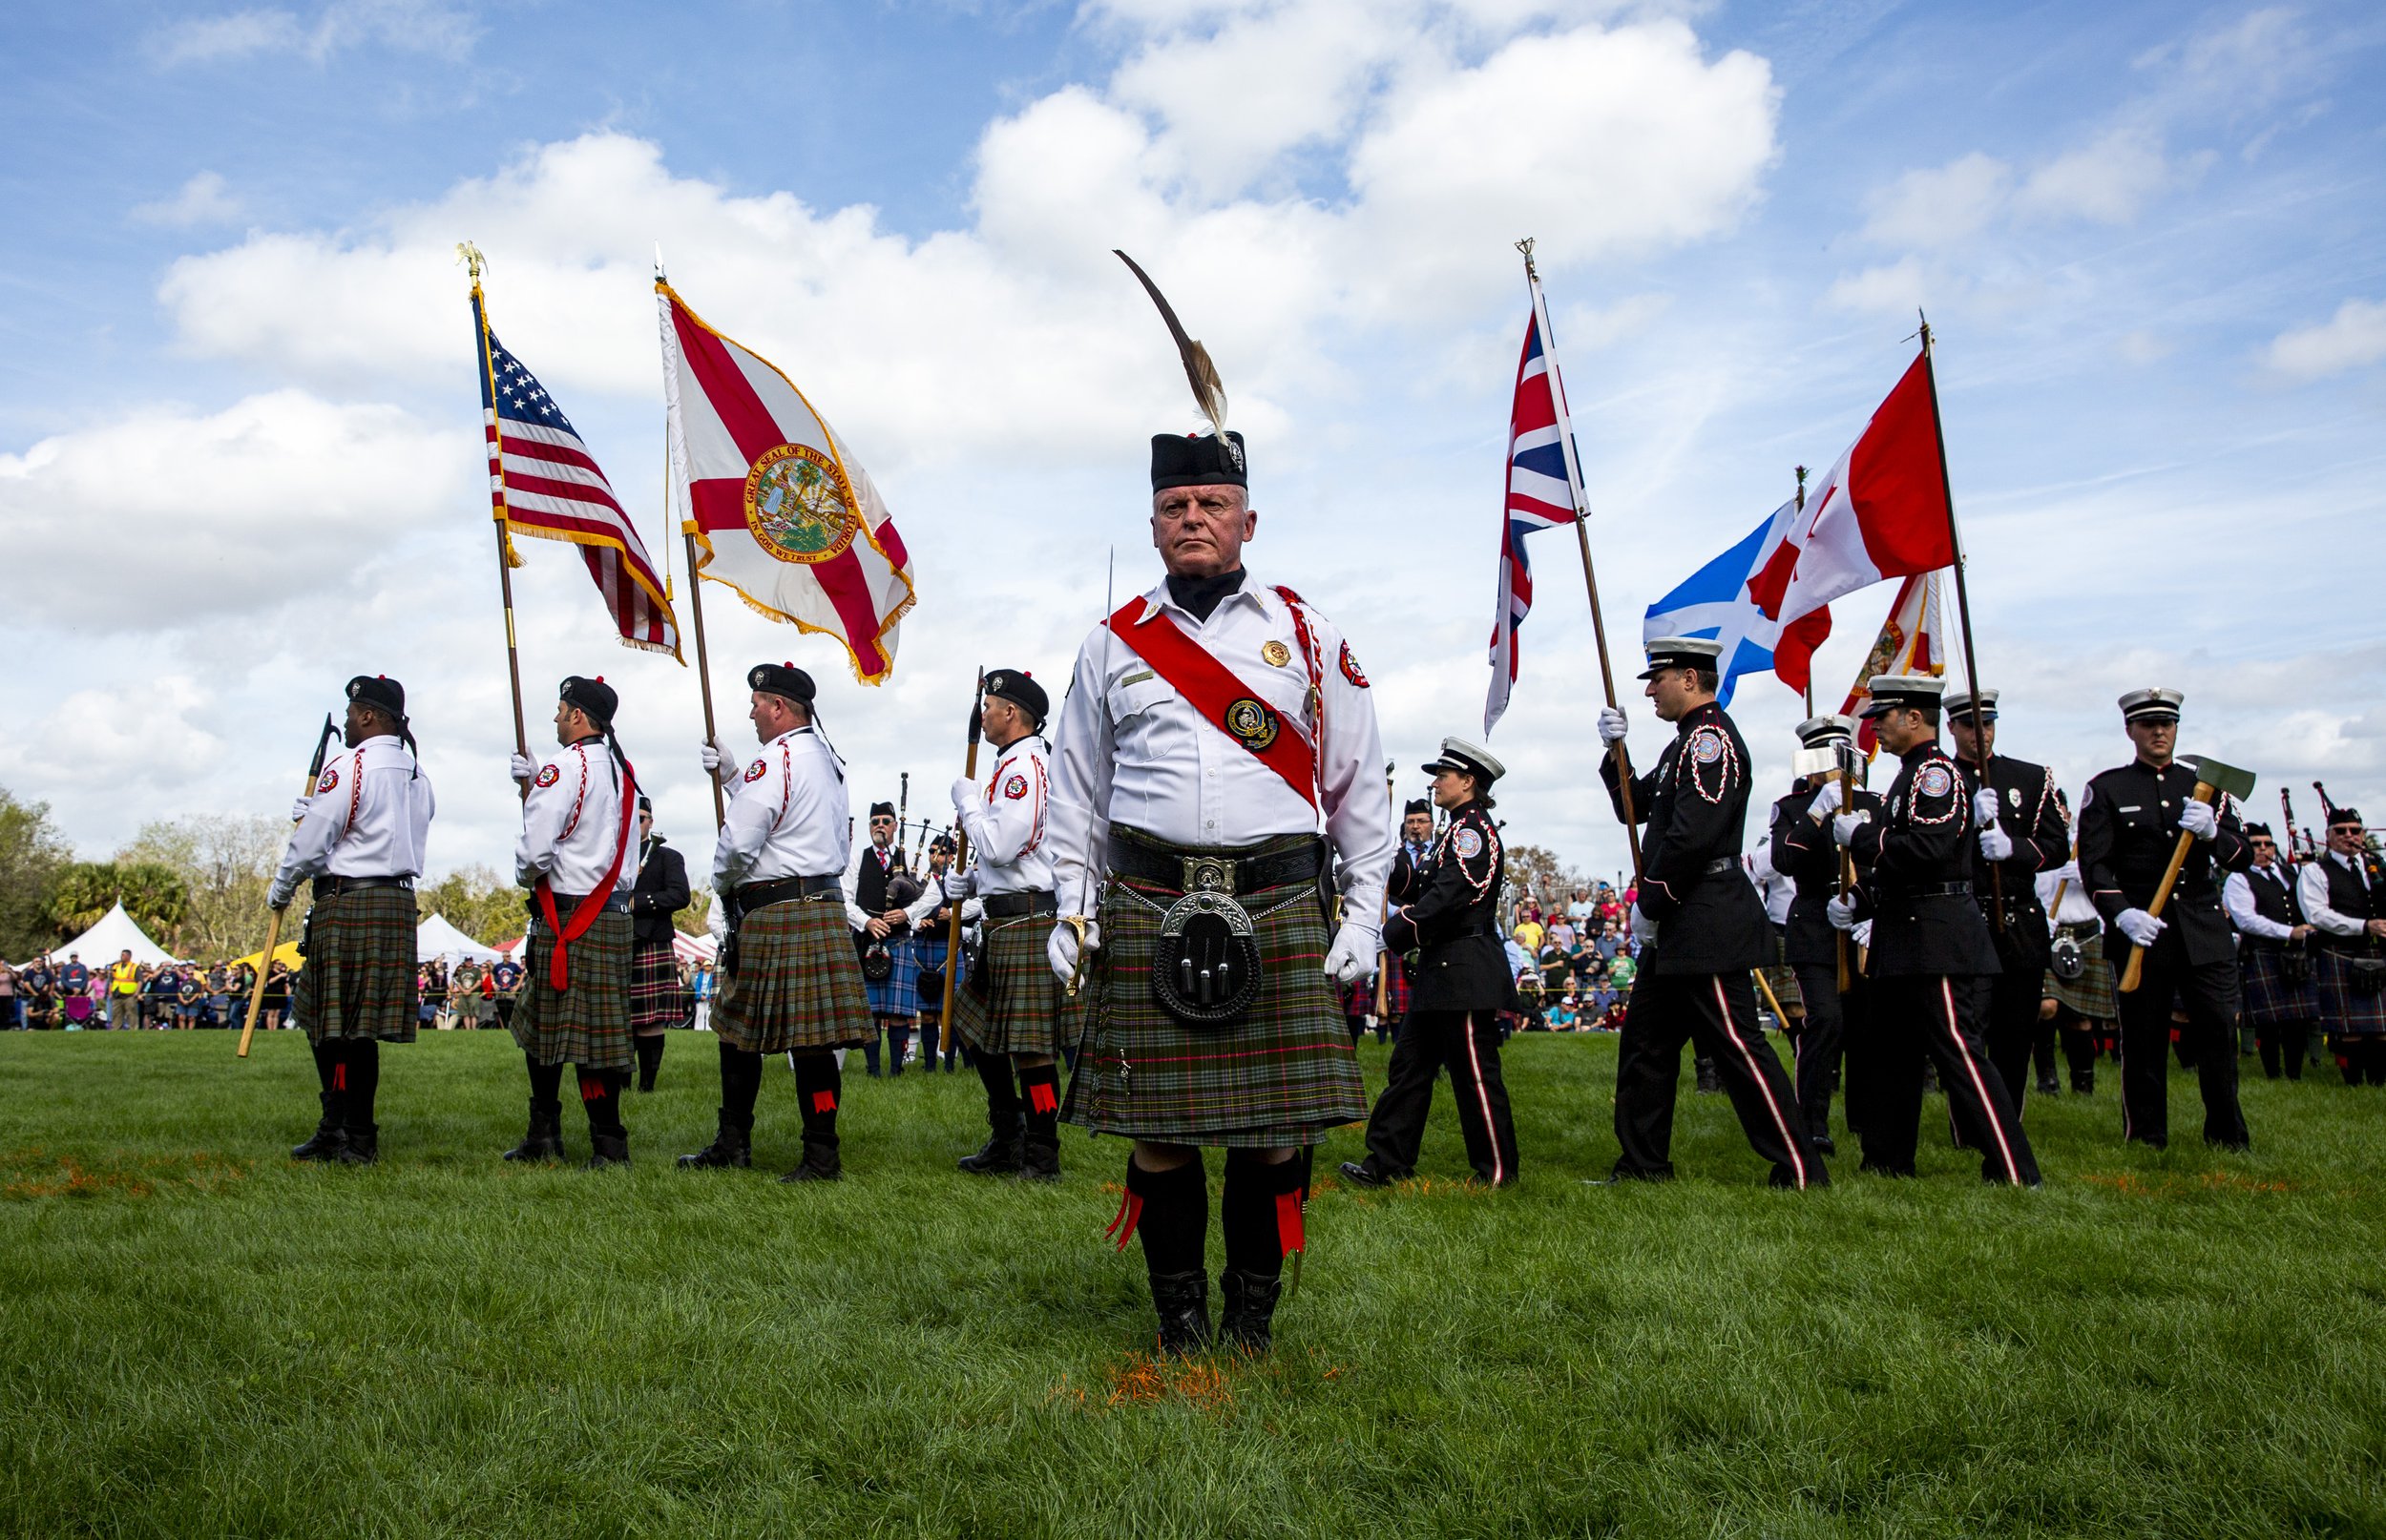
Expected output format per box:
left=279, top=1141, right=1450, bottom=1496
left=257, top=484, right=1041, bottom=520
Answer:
left=1484, top=298, right=1583, bottom=734
left=473, top=288, right=680, bottom=657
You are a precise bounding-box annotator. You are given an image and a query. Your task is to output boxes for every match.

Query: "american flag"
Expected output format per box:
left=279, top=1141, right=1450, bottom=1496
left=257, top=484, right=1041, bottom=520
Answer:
left=473, top=291, right=680, bottom=657
left=1484, top=299, right=1583, bottom=734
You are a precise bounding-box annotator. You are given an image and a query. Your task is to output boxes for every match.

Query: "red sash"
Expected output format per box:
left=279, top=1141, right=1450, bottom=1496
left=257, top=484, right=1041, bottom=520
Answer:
left=534, top=757, right=638, bottom=993
left=1107, top=597, right=1318, bottom=810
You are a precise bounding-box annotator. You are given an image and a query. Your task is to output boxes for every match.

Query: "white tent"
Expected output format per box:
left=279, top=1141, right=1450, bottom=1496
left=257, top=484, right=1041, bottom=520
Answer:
left=671, top=929, right=718, bottom=966
left=417, top=913, right=504, bottom=965
left=27, top=902, right=179, bottom=968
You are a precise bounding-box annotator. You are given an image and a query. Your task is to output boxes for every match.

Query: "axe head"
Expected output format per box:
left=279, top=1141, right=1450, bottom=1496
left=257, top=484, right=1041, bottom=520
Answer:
left=1792, top=747, right=1839, bottom=780
left=2183, top=754, right=2257, bottom=802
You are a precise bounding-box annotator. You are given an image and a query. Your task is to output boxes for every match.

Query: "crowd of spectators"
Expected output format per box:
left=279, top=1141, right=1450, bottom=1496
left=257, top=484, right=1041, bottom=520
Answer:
left=1502, top=881, right=1641, bottom=1034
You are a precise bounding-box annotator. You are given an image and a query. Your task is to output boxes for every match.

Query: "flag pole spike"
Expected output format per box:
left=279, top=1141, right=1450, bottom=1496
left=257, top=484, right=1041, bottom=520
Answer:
left=470, top=256, right=533, bottom=801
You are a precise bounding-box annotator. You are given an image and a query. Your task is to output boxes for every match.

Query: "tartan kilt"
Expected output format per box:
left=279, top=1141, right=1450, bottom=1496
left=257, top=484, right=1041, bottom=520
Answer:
left=2314, top=948, right=2386, bottom=1036
left=1760, top=965, right=1804, bottom=1020
left=293, top=885, right=418, bottom=1046
left=1337, top=953, right=1412, bottom=1018
left=1061, top=864, right=1366, bottom=1149
left=862, top=931, right=921, bottom=1018
left=630, top=938, right=690, bottom=1034
left=952, top=911, right=1079, bottom=1056
left=511, top=910, right=634, bottom=1071
left=2046, top=926, right=2119, bottom=1021
left=913, top=932, right=951, bottom=1020
left=2238, top=946, right=2314, bottom=1029
left=712, top=898, right=870, bottom=1053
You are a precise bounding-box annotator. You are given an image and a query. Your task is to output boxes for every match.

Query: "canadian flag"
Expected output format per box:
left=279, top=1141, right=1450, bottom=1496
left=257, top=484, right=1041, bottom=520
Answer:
left=1744, top=351, right=1955, bottom=692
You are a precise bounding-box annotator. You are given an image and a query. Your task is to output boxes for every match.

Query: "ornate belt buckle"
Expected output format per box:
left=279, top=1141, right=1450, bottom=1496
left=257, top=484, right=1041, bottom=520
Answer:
left=1180, top=856, right=1235, bottom=896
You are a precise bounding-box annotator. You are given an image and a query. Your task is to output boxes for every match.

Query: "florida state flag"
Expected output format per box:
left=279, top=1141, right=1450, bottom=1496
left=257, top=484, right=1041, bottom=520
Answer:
left=657, top=281, right=915, bottom=684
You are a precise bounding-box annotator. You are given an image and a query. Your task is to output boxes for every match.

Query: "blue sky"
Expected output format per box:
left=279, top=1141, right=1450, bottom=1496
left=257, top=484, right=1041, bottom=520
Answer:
left=4, top=0, right=2382, bottom=881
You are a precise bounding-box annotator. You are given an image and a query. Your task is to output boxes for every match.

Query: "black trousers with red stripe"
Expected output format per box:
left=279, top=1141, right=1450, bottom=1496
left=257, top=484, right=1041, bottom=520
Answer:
left=1612, top=968, right=1826, bottom=1189
left=1359, top=1009, right=1517, bottom=1185
left=1862, top=973, right=2040, bottom=1185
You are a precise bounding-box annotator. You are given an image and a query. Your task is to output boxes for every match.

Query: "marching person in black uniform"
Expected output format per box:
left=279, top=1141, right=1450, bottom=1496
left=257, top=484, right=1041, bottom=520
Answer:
left=2078, top=688, right=2253, bottom=1148
left=1340, top=739, right=1520, bottom=1189
left=1595, top=638, right=1825, bottom=1189
left=2226, top=823, right=2317, bottom=1080
left=2296, top=806, right=2386, bottom=1086
left=1823, top=675, right=2038, bottom=1184
left=629, top=796, right=692, bottom=1093
left=1945, top=688, right=2070, bottom=1118
left=1768, top=714, right=1883, bottom=1156
left=1368, top=798, right=1434, bottom=1044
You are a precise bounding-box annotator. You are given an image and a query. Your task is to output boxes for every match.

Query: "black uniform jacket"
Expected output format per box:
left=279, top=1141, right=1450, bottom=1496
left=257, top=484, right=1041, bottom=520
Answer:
left=1955, top=753, right=2068, bottom=972
left=1769, top=782, right=1887, bottom=970
left=1382, top=801, right=1516, bottom=1013
left=1601, top=699, right=1768, bottom=974
left=1387, top=840, right=1431, bottom=906
left=2077, top=759, right=2251, bottom=968
left=630, top=836, right=691, bottom=947
left=1847, top=739, right=2000, bottom=979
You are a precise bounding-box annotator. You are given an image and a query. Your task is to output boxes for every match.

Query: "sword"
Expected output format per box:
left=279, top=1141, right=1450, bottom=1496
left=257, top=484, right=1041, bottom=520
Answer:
left=1062, top=548, right=1115, bottom=1000
left=238, top=714, right=339, bottom=1059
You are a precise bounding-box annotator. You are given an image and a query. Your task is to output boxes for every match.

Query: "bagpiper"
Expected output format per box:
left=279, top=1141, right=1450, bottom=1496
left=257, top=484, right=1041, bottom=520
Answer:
left=628, top=795, right=694, bottom=1092
left=2226, top=822, right=2318, bottom=1081
left=503, top=675, right=639, bottom=1166
left=267, top=675, right=435, bottom=1165
left=1767, top=714, right=1885, bottom=1155
left=847, top=800, right=921, bottom=1076
left=682, top=663, right=872, bottom=1181
left=2297, top=805, right=2386, bottom=1087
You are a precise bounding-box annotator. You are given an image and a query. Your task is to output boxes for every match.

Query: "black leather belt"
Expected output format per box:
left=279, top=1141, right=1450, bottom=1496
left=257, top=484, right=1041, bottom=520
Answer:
left=1107, top=829, right=1324, bottom=895
left=545, top=891, right=632, bottom=915
left=1700, top=857, right=1737, bottom=878
left=736, top=874, right=843, bottom=909
left=2055, top=922, right=2100, bottom=940
left=1909, top=881, right=1975, bottom=899
left=312, top=875, right=413, bottom=899
left=982, top=891, right=1058, bottom=919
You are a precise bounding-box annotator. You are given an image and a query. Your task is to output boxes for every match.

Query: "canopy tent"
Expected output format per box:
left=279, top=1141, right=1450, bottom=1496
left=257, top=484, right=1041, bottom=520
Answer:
left=671, top=929, right=718, bottom=967
left=228, top=939, right=304, bottom=973
left=417, top=913, right=504, bottom=965
left=24, top=902, right=179, bottom=969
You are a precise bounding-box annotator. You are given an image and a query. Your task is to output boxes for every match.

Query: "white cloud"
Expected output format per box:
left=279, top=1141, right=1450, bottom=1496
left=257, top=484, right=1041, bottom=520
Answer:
left=2014, top=127, right=2177, bottom=225
left=1860, top=152, right=2011, bottom=248
left=148, top=0, right=479, bottom=68
left=0, top=679, right=229, bottom=799
left=132, top=171, right=243, bottom=228
left=1823, top=255, right=1934, bottom=316
left=2265, top=298, right=2386, bottom=381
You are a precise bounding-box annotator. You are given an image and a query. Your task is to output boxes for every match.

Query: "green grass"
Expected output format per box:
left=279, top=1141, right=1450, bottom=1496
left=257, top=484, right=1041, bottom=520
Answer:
left=2, top=1030, right=2381, bottom=1539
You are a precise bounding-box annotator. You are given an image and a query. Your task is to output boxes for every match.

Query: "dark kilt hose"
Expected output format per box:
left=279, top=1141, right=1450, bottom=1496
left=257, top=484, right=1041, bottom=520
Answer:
left=630, top=940, right=690, bottom=1033
left=294, top=884, right=420, bottom=1045
left=1062, top=835, right=1365, bottom=1149
left=712, top=897, right=871, bottom=1053
left=511, top=909, right=635, bottom=1072
left=953, top=912, right=1078, bottom=1057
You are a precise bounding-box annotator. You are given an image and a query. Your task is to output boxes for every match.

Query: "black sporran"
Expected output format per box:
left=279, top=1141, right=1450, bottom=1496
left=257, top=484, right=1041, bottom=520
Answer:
left=2050, top=935, right=2085, bottom=982
left=1150, top=890, right=1264, bottom=1031
left=861, top=941, right=895, bottom=983
left=2348, top=956, right=2386, bottom=998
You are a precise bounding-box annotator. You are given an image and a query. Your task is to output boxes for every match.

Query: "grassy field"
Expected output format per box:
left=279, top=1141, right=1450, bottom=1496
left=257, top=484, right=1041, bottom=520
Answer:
left=2, top=1029, right=2381, bottom=1539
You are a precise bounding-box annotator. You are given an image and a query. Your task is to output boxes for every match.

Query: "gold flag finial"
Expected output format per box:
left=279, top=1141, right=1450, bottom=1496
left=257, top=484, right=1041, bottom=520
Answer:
left=456, top=241, right=485, bottom=281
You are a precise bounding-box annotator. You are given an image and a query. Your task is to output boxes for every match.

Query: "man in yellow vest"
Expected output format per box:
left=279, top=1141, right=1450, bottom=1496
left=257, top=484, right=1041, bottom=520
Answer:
left=108, top=950, right=140, bottom=1031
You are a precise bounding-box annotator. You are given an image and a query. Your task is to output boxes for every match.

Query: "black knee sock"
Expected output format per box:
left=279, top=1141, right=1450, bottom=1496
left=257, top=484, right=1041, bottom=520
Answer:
left=342, top=1040, right=380, bottom=1132
left=1222, top=1150, right=1300, bottom=1279
left=634, top=1033, right=664, bottom=1090
left=793, top=1052, right=841, bottom=1146
left=1125, top=1155, right=1206, bottom=1278
left=577, top=1066, right=626, bottom=1136
left=526, top=1053, right=565, bottom=1114
left=311, top=1040, right=344, bottom=1123
left=1018, top=1063, right=1060, bottom=1140
left=718, top=1040, right=762, bottom=1129
left=977, top=1051, right=1019, bottom=1121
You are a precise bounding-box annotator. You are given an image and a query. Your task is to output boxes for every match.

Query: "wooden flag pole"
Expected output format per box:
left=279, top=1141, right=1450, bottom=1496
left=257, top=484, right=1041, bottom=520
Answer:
left=238, top=715, right=338, bottom=1059
left=682, top=526, right=726, bottom=830
left=462, top=245, right=533, bottom=802
left=938, top=669, right=986, bottom=1055
left=1373, top=760, right=1393, bottom=1018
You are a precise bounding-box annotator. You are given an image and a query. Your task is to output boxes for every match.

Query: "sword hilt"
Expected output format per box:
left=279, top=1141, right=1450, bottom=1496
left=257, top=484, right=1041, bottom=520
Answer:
left=1061, top=913, right=1094, bottom=999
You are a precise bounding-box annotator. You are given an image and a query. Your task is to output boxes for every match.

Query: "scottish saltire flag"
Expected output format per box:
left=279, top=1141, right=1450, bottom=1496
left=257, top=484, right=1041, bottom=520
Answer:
left=1485, top=305, right=1581, bottom=734
left=1642, top=497, right=1830, bottom=707
left=472, top=290, right=680, bottom=656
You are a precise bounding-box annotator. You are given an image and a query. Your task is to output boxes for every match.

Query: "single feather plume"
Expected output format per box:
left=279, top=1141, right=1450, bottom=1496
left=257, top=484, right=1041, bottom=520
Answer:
left=1114, top=249, right=1239, bottom=471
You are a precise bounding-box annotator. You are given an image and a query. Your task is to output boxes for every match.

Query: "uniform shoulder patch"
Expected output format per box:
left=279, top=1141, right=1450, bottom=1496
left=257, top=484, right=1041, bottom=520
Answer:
left=315, top=767, right=339, bottom=794
left=1690, top=730, right=1726, bottom=763
left=1916, top=763, right=1954, bottom=799
left=534, top=764, right=561, bottom=789
left=1453, top=826, right=1484, bottom=859
left=743, top=759, right=767, bottom=784
left=1338, top=639, right=1370, bottom=688
left=1003, top=774, right=1029, bottom=801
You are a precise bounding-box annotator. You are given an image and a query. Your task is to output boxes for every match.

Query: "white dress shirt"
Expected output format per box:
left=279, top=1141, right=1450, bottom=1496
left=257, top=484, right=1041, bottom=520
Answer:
left=271, top=735, right=434, bottom=905
left=2223, top=864, right=2298, bottom=942
left=1746, top=846, right=1793, bottom=926
left=514, top=738, right=634, bottom=896
left=712, top=727, right=850, bottom=893
left=949, top=734, right=1056, bottom=899
left=2299, top=851, right=2375, bottom=939
left=1046, top=573, right=1393, bottom=926
left=2036, top=860, right=2100, bottom=929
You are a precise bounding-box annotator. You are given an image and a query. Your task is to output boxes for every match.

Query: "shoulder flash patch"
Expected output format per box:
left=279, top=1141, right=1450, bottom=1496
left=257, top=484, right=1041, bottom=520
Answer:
left=743, top=759, right=767, bottom=784
left=1453, top=826, right=1484, bottom=859
left=1339, top=640, right=1370, bottom=688
left=534, top=764, right=561, bottom=789
left=315, top=767, right=339, bottom=794
left=1916, top=763, right=1954, bottom=799
left=1003, top=774, right=1029, bottom=800
left=1690, top=729, right=1725, bottom=762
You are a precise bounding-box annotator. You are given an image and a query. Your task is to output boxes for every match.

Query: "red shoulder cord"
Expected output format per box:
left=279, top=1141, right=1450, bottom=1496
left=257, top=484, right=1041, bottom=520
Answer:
left=534, top=754, right=638, bottom=992
left=1273, top=586, right=1328, bottom=811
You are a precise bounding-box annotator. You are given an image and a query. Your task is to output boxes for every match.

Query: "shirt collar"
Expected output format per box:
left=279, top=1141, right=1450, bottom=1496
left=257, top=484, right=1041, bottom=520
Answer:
left=1138, top=573, right=1272, bottom=627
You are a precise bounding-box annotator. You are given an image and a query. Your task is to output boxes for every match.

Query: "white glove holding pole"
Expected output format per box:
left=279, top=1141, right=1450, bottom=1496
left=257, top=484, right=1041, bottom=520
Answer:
left=1972, top=788, right=2000, bottom=825
left=1852, top=919, right=1873, bottom=948
left=950, top=776, right=980, bottom=813
left=289, top=797, right=312, bottom=822
left=943, top=870, right=969, bottom=900
left=1978, top=825, right=2015, bottom=862
left=700, top=739, right=727, bottom=779
left=2117, top=907, right=2166, bottom=947
left=1809, top=780, right=1844, bottom=819
left=509, top=753, right=537, bottom=785
left=1597, top=707, right=1629, bottom=745
left=1047, top=919, right=1100, bottom=984
left=2178, top=800, right=2218, bottom=841
left=1324, top=924, right=1380, bottom=986
left=1831, top=811, right=1871, bottom=846
left=1629, top=903, right=1658, bottom=943
left=1826, top=895, right=1859, bottom=931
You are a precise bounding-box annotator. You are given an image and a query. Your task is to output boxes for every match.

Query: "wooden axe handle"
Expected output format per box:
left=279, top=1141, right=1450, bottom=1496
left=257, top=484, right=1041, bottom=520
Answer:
left=2117, top=781, right=2217, bottom=994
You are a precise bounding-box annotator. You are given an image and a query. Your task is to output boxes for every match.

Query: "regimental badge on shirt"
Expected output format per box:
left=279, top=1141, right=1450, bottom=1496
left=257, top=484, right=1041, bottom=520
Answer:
left=1224, top=697, right=1280, bottom=751
left=1683, top=724, right=1735, bottom=803
left=1917, top=763, right=1954, bottom=799
left=316, top=767, right=339, bottom=793
left=1454, top=826, right=1484, bottom=859
left=534, top=764, right=561, bottom=789
left=1339, top=639, right=1370, bottom=688
left=743, top=760, right=767, bottom=783
left=1261, top=639, right=1293, bottom=668
left=1003, top=774, right=1029, bottom=800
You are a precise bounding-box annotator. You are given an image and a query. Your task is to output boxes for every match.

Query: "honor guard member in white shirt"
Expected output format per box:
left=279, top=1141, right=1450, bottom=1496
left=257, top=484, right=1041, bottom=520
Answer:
left=681, top=663, right=873, bottom=1182
left=941, top=668, right=1073, bottom=1180
left=268, top=675, right=435, bottom=1166
left=1046, top=427, right=1393, bottom=1357
left=2297, top=805, right=2386, bottom=1086
left=2226, top=822, right=2319, bottom=1081
left=2077, top=688, right=2254, bottom=1149
left=1596, top=638, right=1826, bottom=1190
left=501, top=676, right=639, bottom=1168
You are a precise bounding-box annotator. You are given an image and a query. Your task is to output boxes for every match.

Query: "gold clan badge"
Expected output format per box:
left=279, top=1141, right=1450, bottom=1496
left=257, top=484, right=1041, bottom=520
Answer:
left=1224, top=697, right=1279, bottom=751
left=1261, top=640, right=1293, bottom=668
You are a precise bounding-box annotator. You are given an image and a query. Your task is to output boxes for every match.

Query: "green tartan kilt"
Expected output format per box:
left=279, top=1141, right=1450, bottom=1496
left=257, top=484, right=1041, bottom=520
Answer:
left=511, top=908, right=634, bottom=1071
left=293, top=885, right=418, bottom=1046
left=2045, top=926, right=2119, bottom=1021
left=1060, top=868, right=1365, bottom=1149
left=712, top=897, right=870, bottom=1054
left=952, top=909, right=1081, bottom=1056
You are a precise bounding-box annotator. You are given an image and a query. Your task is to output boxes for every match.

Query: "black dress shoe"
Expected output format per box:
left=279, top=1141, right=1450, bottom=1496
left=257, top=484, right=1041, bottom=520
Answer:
left=1336, top=1159, right=1394, bottom=1189
left=1811, top=1134, right=1837, bottom=1157
left=2037, top=1077, right=2062, bottom=1096
left=1218, top=1268, right=1282, bottom=1354
left=1150, top=1270, right=1211, bottom=1356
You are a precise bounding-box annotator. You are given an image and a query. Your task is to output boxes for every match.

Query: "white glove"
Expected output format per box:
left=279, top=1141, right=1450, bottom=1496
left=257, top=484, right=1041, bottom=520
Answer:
left=289, top=797, right=312, bottom=822
left=700, top=739, right=728, bottom=779
left=1978, top=825, right=2015, bottom=862
left=950, top=776, right=980, bottom=813
left=2116, top=907, right=2166, bottom=947
left=1972, top=788, right=2000, bottom=825
left=2178, top=801, right=2218, bottom=841
left=267, top=882, right=294, bottom=912
left=1826, top=895, right=1858, bottom=931
left=1852, top=919, right=1873, bottom=948
left=943, top=870, right=968, bottom=900
left=1597, top=706, right=1628, bottom=745
left=1324, top=924, right=1379, bottom=986
left=1809, top=780, right=1844, bottom=818
left=1047, top=919, right=1100, bottom=984
left=509, top=753, right=536, bottom=785
left=1629, top=903, right=1657, bottom=943
left=1831, top=811, right=1871, bottom=846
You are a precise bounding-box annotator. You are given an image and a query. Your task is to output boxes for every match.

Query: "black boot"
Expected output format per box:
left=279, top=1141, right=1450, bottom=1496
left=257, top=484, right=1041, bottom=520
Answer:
left=634, top=1033, right=664, bottom=1093
left=2072, top=1068, right=2095, bottom=1094
left=1218, top=1268, right=1283, bottom=1354
left=1694, top=1055, right=1721, bottom=1094
left=781, top=1137, right=842, bottom=1183
left=1150, top=1270, right=1212, bottom=1356
left=584, top=1132, right=630, bottom=1169
left=678, top=1112, right=752, bottom=1169
left=959, top=1114, right=1025, bottom=1175
left=335, top=1127, right=379, bottom=1165
left=1019, top=1134, right=1061, bottom=1181
left=1015, top=1062, right=1061, bottom=1180
left=504, top=1101, right=564, bottom=1162
left=292, top=1093, right=347, bottom=1161
left=783, top=1053, right=842, bottom=1181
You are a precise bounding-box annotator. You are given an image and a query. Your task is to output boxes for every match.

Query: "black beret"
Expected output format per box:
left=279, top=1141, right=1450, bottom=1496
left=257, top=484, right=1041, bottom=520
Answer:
left=984, top=669, right=1049, bottom=724
left=747, top=661, right=815, bottom=704
left=345, top=675, right=407, bottom=719
left=869, top=801, right=897, bottom=820
left=2243, top=822, right=2271, bottom=837
left=929, top=833, right=955, bottom=854
left=1403, top=799, right=1432, bottom=817
left=2329, top=806, right=2365, bottom=826
left=559, top=675, right=617, bottom=727
left=1151, top=430, right=1246, bottom=491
